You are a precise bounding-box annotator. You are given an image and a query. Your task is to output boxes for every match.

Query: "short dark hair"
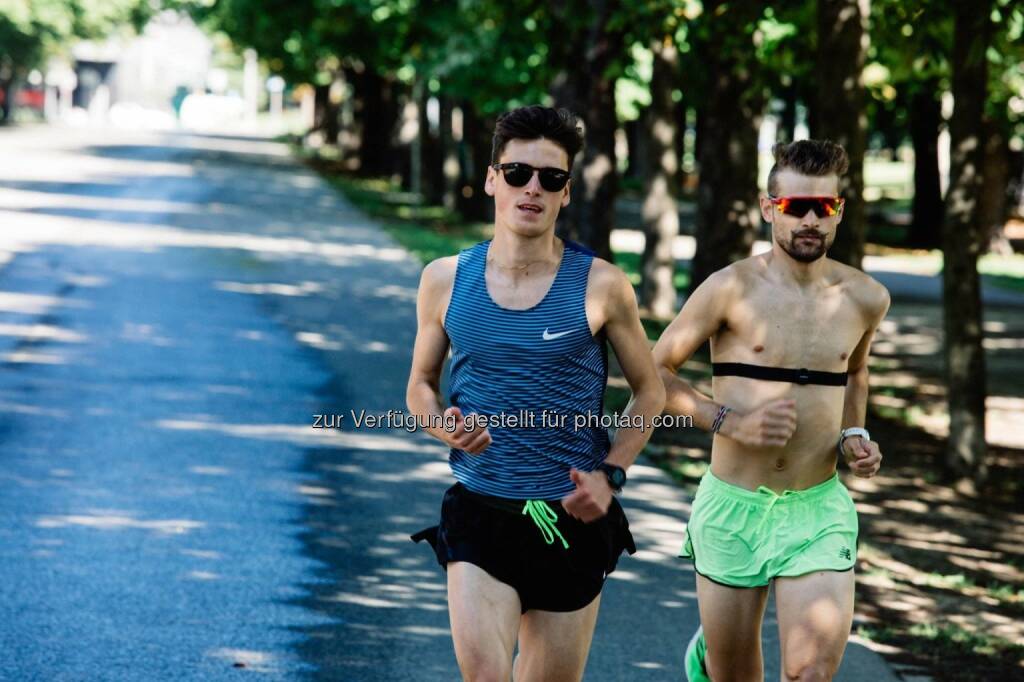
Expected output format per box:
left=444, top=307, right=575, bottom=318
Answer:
left=767, top=139, right=849, bottom=195
left=491, top=106, right=584, bottom=171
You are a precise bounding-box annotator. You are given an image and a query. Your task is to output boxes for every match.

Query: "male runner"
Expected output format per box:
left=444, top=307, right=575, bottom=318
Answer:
left=408, top=105, right=665, bottom=681
left=653, top=139, right=888, bottom=682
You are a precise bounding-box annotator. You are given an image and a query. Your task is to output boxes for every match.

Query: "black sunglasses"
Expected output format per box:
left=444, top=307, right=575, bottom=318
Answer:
left=492, top=162, right=571, bottom=192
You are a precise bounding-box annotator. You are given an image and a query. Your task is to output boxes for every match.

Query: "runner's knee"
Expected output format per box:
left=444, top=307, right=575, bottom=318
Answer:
left=457, top=655, right=512, bottom=682
left=783, top=658, right=837, bottom=681
left=706, top=653, right=762, bottom=682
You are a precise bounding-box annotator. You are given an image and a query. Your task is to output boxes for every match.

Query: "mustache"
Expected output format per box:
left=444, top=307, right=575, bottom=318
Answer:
left=793, top=231, right=825, bottom=239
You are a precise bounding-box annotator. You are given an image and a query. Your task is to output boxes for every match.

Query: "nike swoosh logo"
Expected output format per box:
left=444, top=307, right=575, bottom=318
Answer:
left=542, top=328, right=572, bottom=341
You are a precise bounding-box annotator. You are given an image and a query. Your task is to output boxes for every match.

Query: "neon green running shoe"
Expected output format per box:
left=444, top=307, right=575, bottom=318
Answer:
left=684, top=625, right=710, bottom=682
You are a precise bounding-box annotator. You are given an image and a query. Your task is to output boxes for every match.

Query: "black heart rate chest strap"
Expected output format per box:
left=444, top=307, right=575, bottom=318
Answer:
left=712, top=362, right=848, bottom=386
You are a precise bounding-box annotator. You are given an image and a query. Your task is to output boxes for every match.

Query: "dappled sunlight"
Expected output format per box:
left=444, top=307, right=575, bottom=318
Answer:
left=296, top=484, right=334, bottom=497
left=295, top=331, right=343, bottom=351
left=324, top=590, right=445, bottom=611
left=36, top=512, right=204, bottom=534
left=120, top=321, right=174, bottom=346
left=396, top=625, right=450, bottom=637
left=0, top=291, right=87, bottom=315
left=0, top=400, right=68, bottom=418
left=0, top=323, right=86, bottom=343
left=154, top=417, right=431, bottom=453
left=215, top=280, right=325, bottom=297
left=372, top=283, right=418, bottom=304
left=205, top=648, right=278, bottom=673
left=606, top=569, right=643, bottom=583
left=188, top=466, right=230, bottom=476
left=0, top=220, right=410, bottom=266
left=2, top=351, right=69, bottom=365
left=204, top=384, right=251, bottom=396
left=363, top=459, right=452, bottom=485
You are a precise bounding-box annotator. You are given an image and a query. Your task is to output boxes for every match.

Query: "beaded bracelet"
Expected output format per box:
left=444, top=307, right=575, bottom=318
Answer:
left=711, top=405, right=732, bottom=434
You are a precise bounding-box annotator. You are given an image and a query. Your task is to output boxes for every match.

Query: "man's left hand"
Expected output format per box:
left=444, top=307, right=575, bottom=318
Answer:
left=562, top=468, right=613, bottom=522
left=843, top=436, right=882, bottom=478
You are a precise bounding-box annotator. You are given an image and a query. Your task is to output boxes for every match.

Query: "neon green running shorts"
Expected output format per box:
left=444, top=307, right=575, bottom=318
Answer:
left=679, top=470, right=858, bottom=588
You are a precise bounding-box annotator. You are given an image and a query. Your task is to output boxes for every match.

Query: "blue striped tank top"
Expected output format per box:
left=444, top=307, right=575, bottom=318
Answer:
left=443, top=239, right=610, bottom=499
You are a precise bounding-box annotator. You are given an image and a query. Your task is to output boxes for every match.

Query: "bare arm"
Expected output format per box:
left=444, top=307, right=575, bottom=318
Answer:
left=652, top=270, right=733, bottom=431
left=839, top=284, right=891, bottom=477
left=563, top=263, right=666, bottom=521
left=405, top=258, right=492, bottom=453
left=651, top=268, right=796, bottom=446
left=602, top=267, right=666, bottom=470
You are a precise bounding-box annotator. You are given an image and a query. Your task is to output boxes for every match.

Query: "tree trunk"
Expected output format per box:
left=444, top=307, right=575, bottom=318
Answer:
left=418, top=86, right=444, bottom=205
left=313, top=83, right=340, bottom=147
left=440, top=95, right=459, bottom=213
left=690, top=1, right=765, bottom=292
left=356, top=69, right=399, bottom=177
left=548, top=6, right=590, bottom=244
left=456, top=101, right=493, bottom=223
left=779, top=82, right=797, bottom=143
left=814, top=0, right=868, bottom=269
left=576, top=0, right=623, bottom=262
left=908, top=83, right=943, bottom=249
left=624, top=118, right=647, bottom=182
left=0, top=78, right=11, bottom=123
left=979, top=116, right=1010, bottom=253
left=941, top=0, right=991, bottom=490
left=674, top=96, right=690, bottom=194
left=640, top=37, right=680, bottom=319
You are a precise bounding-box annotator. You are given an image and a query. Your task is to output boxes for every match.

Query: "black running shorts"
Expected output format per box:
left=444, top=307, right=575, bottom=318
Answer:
left=411, top=482, right=636, bottom=613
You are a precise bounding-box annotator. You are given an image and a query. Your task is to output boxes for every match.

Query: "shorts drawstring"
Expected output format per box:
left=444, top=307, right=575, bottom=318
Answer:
left=752, top=486, right=794, bottom=540
left=522, top=500, right=570, bottom=549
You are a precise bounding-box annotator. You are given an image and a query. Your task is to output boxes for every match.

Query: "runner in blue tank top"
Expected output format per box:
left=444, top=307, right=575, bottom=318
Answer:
left=408, top=106, right=665, bottom=681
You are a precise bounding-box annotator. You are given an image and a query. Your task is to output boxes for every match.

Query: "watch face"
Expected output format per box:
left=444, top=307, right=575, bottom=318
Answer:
left=602, top=465, right=626, bottom=488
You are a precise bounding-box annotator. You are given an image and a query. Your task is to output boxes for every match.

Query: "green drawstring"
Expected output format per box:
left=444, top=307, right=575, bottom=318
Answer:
left=522, top=500, right=570, bottom=549
left=752, top=486, right=793, bottom=540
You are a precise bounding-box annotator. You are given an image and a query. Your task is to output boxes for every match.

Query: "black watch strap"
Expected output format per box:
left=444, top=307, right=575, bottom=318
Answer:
left=597, top=463, right=626, bottom=492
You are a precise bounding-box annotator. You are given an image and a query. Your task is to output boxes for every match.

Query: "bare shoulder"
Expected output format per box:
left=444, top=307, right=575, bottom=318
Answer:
left=417, top=255, right=459, bottom=324
left=831, top=261, right=890, bottom=318
left=692, top=257, right=751, bottom=304
left=588, top=256, right=634, bottom=303
left=420, top=255, right=459, bottom=293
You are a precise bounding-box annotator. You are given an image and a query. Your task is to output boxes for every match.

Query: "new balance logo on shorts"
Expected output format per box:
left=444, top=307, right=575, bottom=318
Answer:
left=839, top=547, right=852, bottom=561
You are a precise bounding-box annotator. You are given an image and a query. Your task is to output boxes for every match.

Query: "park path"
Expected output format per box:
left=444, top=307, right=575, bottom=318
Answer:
left=0, top=123, right=901, bottom=681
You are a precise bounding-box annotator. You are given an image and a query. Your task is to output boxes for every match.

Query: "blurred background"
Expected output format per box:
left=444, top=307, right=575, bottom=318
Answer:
left=1, top=1, right=1023, bottom=680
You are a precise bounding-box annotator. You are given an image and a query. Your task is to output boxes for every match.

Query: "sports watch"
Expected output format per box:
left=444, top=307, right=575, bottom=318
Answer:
left=597, top=463, right=627, bottom=492
left=838, top=427, right=871, bottom=456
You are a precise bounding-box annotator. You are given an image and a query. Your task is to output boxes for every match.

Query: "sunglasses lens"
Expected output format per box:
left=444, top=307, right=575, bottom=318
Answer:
left=538, top=170, right=569, bottom=192
left=502, top=165, right=533, bottom=187
left=776, top=198, right=840, bottom=217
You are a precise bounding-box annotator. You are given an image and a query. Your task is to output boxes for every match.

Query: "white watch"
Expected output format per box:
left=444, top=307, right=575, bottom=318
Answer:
left=838, top=427, right=870, bottom=456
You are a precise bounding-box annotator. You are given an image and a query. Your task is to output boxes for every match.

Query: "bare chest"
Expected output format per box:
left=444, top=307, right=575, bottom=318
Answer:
left=714, top=287, right=865, bottom=370
left=485, top=266, right=559, bottom=310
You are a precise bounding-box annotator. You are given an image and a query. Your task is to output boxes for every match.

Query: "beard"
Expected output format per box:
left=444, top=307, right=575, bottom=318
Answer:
left=780, top=230, right=829, bottom=263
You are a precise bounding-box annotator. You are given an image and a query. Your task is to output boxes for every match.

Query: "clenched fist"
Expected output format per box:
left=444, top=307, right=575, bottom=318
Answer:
left=842, top=436, right=882, bottom=478
left=443, top=406, right=492, bottom=454
left=722, top=399, right=797, bottom=448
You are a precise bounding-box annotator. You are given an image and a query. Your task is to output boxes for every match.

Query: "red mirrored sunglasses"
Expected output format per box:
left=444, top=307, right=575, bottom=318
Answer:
left=769, top=195, right=844, bottom=218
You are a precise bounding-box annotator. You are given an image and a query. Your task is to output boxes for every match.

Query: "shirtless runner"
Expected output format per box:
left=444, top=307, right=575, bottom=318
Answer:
left=653, top=139, right=889, bottom=681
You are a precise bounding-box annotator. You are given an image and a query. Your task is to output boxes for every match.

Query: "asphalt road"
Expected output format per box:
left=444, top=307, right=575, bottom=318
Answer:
left=0, top=124, right=902, bottom=681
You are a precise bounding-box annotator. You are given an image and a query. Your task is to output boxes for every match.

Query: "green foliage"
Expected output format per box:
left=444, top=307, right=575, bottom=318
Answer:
left=0, top=0, right=148, bottom=75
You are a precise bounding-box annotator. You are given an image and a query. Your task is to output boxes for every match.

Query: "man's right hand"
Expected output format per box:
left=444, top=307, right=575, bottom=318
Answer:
left=442, top=406, right=492, bottom=454
left=722, top=398, right=797, bottom=448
